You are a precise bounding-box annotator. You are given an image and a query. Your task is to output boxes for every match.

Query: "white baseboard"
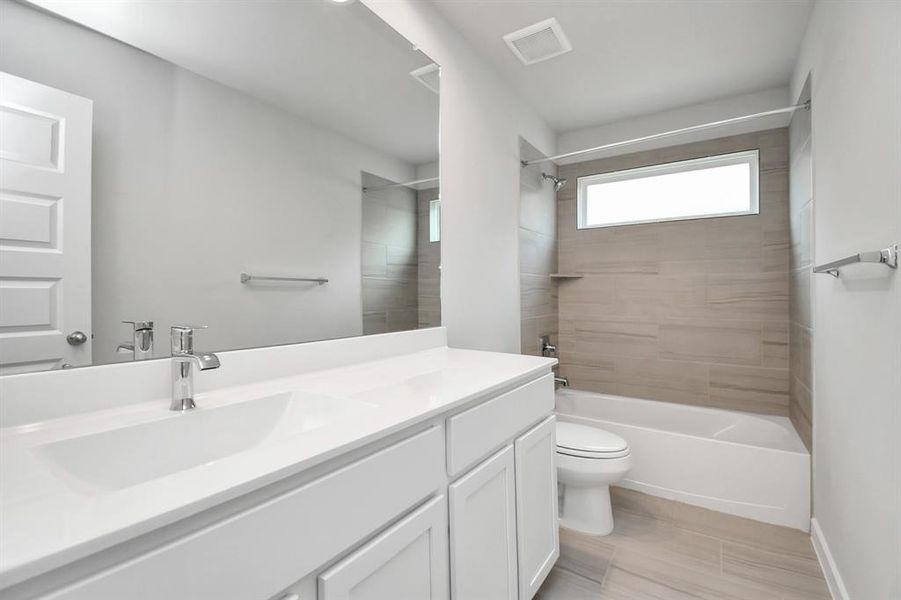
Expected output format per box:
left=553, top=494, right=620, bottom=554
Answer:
left=810, top=517, right=850, bottom=600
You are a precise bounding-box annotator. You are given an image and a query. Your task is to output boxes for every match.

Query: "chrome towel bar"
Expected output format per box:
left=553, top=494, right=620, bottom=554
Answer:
left=813, top=244, right=898, bottom=277
left=240, top=273, right=328, bottom=285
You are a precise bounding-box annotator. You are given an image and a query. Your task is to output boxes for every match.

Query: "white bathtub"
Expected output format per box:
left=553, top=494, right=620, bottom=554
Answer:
left=555, top=389, right=810, bottom=531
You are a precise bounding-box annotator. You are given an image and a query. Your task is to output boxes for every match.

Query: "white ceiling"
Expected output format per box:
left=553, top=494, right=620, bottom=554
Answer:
left=432, top=0, right=813, bottom=133
left=28, top=0, right=439, bottom=165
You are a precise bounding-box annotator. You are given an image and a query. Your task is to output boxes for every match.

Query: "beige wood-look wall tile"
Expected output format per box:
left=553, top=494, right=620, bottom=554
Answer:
left=789, top=384, right=813, bottom=452
left=563, top=363, right=618, bottom=394
left=762, top=321, right=790, bottom=368
left=790, top=376, right=813, bottom=424
left=761, top=164, right=790, bottom=193
left=558, top=274, right=617, bottom=305
left=721, top=542, right=830, bottom=598
left=614, top=274, right=707, bottom=320
left=361, top=277, right=409, bottom=312
left=615, top=357, right=709, bottom=405
left=386, top=309, right=418, bottom=332
left=708, top=365, right=790, bottom=415
left=761, top=189, right=790, bottom=231
left=790, top=323, right=813, bottom=389
left=560, top=318, right=658, bottom=359
left=706, top=272, right=789, bottom=320
left=565, top=231, right=659, bottom=274
left=386, top=245, right=417, bottom=267
left=361, top=242, right=387, bottom=277
left=790, top=266, right=812, bottom=329
left=659, top=257, right=762, bottom=276
left=386, top=263, right=417, bottom=282
left=362, top=312, right=387, bottom=335
left=520, top=228, right=557, bottom=275
left=521, top=273, right=555, bottom=319
left=659, top=320, right=762, bottom=366
left=657, top=219, right=709, bottom=262
left=763, top=225, right=791, bottom=273
left=706, top=217, right=763, bottom=261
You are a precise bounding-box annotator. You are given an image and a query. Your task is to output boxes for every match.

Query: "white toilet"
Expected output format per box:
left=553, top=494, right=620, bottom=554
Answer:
left=556, top=421, right=633, bottom=536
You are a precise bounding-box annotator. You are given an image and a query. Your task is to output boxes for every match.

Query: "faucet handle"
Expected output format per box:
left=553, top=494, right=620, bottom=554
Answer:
left=170, top=324, right=207, bottom=333
left=171, top=324, right=208, bottom=354
left=123, top=320, right=153, bottom=331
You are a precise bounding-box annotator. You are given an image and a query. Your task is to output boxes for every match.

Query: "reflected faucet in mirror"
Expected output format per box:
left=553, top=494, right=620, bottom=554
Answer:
left=117, top=320, right=154, bottom=360
left=170, top=325, right=220, bottom=411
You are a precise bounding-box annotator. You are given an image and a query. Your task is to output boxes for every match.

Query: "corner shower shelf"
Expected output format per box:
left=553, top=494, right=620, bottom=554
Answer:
left=549, top=273, right=583, bottom=281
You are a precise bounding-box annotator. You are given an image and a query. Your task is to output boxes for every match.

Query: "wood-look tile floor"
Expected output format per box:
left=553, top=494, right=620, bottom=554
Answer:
left=536, top=487, right=830, bottom=600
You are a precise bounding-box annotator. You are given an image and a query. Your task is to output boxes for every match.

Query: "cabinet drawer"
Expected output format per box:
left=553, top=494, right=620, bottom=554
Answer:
left=45, top=427, right=445, bottom=600
left=446, top=373, right=553, bottom=476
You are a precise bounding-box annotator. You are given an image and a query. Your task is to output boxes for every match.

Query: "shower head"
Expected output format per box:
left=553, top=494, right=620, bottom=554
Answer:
left=541, top=172, right=567, bottom=192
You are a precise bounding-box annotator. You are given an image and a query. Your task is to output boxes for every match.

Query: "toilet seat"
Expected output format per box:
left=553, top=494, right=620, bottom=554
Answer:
left=556, top=422, right=630, bottom=459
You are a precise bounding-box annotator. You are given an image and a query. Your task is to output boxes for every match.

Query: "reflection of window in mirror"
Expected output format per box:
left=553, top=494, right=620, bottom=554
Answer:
left=429, top=198, right=441, bottom=243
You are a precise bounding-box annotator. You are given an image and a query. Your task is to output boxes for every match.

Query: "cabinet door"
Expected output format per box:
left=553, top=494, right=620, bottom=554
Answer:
left=514, top=416, right=559, bottom=599
left=319, top=495, right=449, bottom=600
left=449, top=446, right=518, bottom=600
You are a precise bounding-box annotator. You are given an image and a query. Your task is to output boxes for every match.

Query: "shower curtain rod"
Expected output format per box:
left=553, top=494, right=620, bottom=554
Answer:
left=362, top=176, right=439, bottom=192
left=521, top=101, right=811, bottom=167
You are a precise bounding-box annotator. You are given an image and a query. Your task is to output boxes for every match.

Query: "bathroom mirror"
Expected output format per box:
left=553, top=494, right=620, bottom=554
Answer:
left=0, top=0, right=440, bottom=374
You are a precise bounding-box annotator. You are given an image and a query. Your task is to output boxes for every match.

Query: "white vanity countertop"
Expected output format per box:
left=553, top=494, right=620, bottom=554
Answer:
left=0, top=346, right=555, bottom=588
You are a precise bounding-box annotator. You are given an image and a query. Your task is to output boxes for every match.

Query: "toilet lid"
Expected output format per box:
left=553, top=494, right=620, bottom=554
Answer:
left=556, top=422, right=629, bottom=456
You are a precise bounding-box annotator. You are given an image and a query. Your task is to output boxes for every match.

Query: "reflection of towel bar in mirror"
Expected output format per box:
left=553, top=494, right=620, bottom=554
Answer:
left=813, top=244, right=898, bottom=278
left=240, top=273, right=328, bottom=285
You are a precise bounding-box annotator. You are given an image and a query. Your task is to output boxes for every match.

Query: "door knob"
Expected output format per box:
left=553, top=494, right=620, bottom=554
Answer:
left=66, top=331, right=88, bottom=346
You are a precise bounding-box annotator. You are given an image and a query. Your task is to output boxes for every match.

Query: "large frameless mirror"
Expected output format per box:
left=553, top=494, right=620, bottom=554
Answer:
left=0, top=0, right=440, bottom=374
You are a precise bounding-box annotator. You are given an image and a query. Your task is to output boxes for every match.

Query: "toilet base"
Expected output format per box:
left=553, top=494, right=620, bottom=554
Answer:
left=559, top=483, right=614, bottom=536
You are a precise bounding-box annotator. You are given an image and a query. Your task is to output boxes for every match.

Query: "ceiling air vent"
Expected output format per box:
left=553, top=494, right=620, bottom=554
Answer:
left=410, top=63, right=440, bottom=94
left=503, top=18, right=572, bottom=66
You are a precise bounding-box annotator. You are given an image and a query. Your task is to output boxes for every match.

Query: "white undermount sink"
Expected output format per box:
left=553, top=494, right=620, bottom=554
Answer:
left=37, top=392, right=374, bottom=492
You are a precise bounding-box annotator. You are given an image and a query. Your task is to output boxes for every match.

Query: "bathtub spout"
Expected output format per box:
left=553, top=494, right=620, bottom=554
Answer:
left=554, top=375, right=570, bottom=387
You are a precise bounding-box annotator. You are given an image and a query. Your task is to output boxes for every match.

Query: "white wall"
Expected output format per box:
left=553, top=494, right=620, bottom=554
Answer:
left=556, top=87, right=792, bottom=164
left=363, top=0, right=556, bottom=353
left=0, top=0, right=415, bottom=363
left=791, top=2, right=901, bottom=597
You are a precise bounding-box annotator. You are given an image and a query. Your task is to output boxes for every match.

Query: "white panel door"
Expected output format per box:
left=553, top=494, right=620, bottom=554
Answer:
left=0, top=71, right=92, bottom=373
left=319, top=495, right=449, bottom=600
left=449, top=446, right=518, bottom=600
left=514, top=416, right=559, bottom=599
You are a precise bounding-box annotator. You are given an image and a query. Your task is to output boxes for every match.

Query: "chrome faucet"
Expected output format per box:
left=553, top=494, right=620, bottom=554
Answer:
left=539, top=335, right=557, bottom=357
left=170, top=325, right=220, bottom=411
left=539, top=335, right=568, bottom=387
left=117, top=320, right=154, bottom=360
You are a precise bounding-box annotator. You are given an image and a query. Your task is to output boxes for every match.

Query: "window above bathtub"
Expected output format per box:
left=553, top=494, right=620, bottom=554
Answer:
left=576, top=149, right=759, bottom=229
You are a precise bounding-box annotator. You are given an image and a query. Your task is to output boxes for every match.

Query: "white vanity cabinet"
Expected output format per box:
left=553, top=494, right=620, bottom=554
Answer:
left=446, top=374, right=557, bottom=600
left=4, top=369, right=557, bottom=600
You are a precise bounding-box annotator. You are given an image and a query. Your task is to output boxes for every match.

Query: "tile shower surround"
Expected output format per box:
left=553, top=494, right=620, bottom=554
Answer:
left=555, top=129, right=792, bottom=416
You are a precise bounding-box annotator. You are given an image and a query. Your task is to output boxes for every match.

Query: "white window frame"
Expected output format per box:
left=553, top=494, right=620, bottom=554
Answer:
left=576, top=149, right=760, bottom=229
